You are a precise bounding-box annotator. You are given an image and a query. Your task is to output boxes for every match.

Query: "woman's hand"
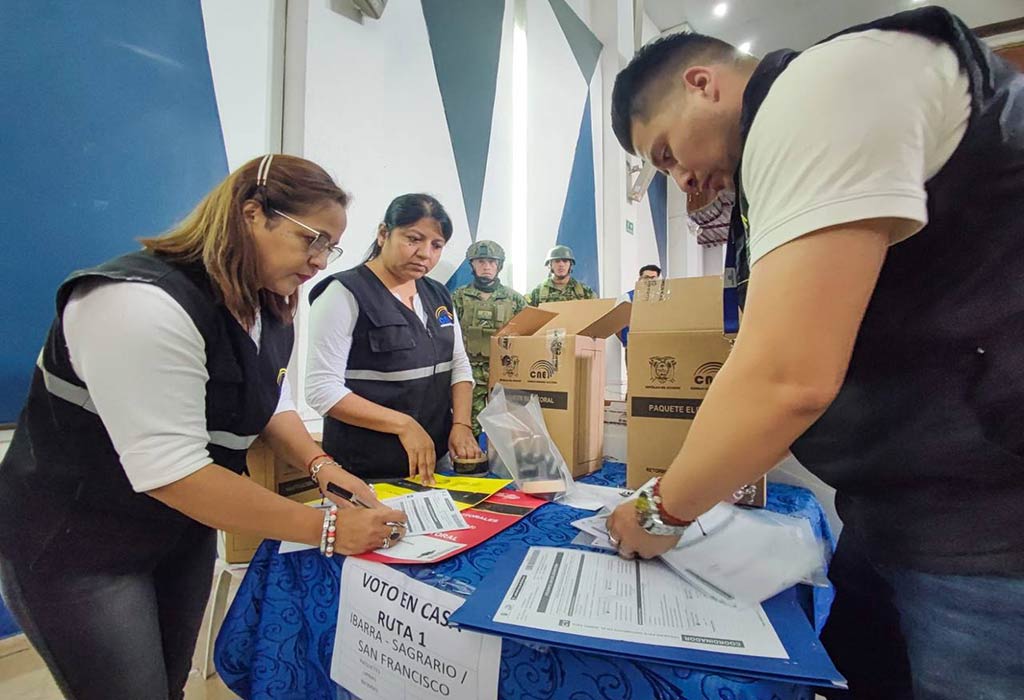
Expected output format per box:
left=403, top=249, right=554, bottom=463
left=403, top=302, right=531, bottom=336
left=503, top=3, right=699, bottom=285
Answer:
left=332, top=506, right=408, bottom=555
left=448, top=423, right=482, bottom=461
left=398, top=417, right=437, bottom=485
left=606, top=501, right=681, bottom=560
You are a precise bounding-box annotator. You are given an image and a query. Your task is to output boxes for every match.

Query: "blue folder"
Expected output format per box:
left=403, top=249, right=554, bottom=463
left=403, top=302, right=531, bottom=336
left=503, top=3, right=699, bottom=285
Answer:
left=450, top=546, right=847, bottom=689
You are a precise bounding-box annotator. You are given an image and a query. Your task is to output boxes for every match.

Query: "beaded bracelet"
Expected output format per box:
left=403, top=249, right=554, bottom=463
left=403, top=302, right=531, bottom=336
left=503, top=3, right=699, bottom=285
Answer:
left=652, top=477, right=692, bottom=527
left=320, top=505, right=339, bottom=557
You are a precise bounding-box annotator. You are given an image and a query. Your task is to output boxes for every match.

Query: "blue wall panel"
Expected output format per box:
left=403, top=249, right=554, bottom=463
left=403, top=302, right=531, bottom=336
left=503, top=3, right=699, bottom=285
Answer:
left=0, top=0, right=228, bottom=423
left=648, top=172, right=668, bottom=272
left=555, top=94, right=599, bottom=295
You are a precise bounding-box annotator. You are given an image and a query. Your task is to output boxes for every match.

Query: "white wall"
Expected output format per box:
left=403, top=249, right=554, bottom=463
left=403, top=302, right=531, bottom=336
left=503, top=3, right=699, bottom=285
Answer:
left=201, top=0, right=282, bottom=169
left=526, top=0, right=590, bottom=291
left=197, top=0, right=677, bottom=411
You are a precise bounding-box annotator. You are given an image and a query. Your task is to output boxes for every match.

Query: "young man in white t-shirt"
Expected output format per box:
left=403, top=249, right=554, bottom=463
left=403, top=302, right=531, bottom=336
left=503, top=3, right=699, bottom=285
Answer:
left=604, top=7, right=1024, bottom=699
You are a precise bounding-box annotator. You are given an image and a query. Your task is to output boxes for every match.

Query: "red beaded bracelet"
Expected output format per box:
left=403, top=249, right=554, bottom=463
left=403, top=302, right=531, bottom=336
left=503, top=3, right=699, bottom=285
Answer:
left=653, top=478, right=692, bottom=526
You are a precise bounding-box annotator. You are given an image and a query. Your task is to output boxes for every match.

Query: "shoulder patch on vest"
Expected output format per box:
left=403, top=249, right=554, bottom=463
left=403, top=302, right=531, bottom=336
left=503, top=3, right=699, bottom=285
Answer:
left=435, top=306, right=455, bottom=328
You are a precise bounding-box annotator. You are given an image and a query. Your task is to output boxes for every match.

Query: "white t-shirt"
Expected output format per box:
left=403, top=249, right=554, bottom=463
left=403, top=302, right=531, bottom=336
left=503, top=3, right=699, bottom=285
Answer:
left=304, top=279, right=474, bottom=416
left=62, top=281, right=295, bottom=492
left=742, top=29, right=971, bottom=265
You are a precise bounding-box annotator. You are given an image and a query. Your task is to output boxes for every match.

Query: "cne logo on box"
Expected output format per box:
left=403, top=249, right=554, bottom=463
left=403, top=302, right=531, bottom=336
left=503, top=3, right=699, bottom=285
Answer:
left=529, top=359, right=558, bottom=380
left=692, top=362, right=723, bottom=389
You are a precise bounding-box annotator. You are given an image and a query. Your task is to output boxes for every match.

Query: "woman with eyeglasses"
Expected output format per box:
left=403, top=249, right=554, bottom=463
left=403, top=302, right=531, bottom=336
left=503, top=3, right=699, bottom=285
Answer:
left=306, top=194, right=482, bottom=485
left=0, top=154, right=406, bottom=700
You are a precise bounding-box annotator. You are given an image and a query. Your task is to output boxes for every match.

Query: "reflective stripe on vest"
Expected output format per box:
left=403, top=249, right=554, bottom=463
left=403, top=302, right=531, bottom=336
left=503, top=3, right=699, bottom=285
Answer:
left=36, top=350, right=97, bottom=414
left=37, top=350, right=259, bottom=452
left=345, top=360, right=454, bottom=383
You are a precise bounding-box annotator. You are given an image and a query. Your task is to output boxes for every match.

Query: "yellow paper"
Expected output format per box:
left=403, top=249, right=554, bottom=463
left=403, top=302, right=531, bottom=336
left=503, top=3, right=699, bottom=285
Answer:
left=372, top=474, right=512, bottom=511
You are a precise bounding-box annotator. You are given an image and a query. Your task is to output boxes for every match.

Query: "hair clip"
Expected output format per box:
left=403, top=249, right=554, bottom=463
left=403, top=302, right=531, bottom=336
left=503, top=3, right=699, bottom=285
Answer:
left=256, top=154, right=275, bottom=188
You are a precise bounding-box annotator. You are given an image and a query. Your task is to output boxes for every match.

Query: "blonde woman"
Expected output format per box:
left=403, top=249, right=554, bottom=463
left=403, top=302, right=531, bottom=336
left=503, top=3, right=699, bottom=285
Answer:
left=0, top=155, right=404, bottom=699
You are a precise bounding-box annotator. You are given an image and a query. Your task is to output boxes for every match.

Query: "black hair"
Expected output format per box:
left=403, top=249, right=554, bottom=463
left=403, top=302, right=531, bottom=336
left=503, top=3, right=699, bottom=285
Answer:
left=611, top=32, right=737, bottom=156
left=639, top=264, right=662, bottom=277
left=366, top=193, right=454, bottom=261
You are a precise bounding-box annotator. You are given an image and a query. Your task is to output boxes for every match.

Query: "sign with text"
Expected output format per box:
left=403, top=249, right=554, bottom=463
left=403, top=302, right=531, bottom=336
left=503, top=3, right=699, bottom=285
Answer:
left=332, top=558, right=500, bottom=700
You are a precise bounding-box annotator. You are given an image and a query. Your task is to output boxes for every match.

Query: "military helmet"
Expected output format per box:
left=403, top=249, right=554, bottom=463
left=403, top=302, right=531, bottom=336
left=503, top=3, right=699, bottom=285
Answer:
left=545, top=245, right=575, bottom=265
left=466, top=240, right=505, bottom=263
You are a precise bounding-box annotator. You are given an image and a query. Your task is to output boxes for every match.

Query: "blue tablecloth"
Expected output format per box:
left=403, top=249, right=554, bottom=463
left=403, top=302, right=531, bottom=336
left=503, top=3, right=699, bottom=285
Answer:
left=216, top=463, right=836, bottom=700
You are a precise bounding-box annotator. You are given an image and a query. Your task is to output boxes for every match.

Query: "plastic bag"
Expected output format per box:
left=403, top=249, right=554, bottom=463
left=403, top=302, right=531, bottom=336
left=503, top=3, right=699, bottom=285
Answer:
left=478, top=384, right=575, bottom=501
left=659, top=498, right=830, bottom=607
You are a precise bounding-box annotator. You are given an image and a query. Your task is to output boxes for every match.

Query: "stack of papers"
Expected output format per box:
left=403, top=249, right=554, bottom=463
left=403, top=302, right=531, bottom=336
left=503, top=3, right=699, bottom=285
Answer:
left=381, top=490, right=469, bottom=536
left=570, top=503, right=824, bottom=606
left=450, top=546, right=845, bottom=689
left=372, top=474, right=512, bottom=510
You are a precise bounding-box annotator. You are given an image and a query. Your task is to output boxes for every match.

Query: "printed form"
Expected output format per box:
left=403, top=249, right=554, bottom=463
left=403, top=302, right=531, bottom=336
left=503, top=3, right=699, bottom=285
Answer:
left=493, top=546, right=788, bottom=659
left=384, top=490, right=469, bottom=536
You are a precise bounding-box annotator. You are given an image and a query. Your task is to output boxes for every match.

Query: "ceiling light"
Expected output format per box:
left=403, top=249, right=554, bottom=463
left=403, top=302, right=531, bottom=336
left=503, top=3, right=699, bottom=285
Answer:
left=738, top=41, right=752, bottom=54
left=712, top=3, right=728, bottom=18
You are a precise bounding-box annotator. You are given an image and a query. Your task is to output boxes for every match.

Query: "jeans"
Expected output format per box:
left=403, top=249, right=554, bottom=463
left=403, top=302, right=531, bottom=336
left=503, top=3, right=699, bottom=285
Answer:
left=0, top=526, right=216, bottom=700
left=821, top=531, right=1024, bottom=700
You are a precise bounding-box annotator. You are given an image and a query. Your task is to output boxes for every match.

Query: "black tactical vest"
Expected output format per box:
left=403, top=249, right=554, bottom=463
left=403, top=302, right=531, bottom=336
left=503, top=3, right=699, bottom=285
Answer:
left=309, top=266, right=455, bottom=479
left=728, top=7, right=1024, bottom=573
left=0, top=251, right=293, bottom=573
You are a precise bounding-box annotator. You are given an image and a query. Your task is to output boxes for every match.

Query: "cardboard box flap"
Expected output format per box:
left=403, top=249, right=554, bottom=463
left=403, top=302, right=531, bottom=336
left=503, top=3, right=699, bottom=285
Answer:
left=578, top=300, right=631, bottom=339
left=630, top=276, right=724, bottom=333
left=536, top=299, right=627, bottom=338
left=494, top=306, right=558, bottom=338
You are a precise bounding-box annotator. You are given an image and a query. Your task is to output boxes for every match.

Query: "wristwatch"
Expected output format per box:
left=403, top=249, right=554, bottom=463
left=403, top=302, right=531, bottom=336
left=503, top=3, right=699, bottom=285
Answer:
left=634, top=478, right=691, bottom=536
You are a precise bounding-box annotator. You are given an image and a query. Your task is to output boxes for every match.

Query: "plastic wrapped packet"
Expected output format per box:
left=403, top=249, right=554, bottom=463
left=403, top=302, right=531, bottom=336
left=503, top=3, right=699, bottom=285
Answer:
left=660, top=500, right=830, bottom=607
left=478, top=384, right=578, bottom=502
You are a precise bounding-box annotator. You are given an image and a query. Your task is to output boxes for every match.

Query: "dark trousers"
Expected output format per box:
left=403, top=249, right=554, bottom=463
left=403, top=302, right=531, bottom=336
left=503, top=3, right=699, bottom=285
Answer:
left=0, top=527, right=216, bottom=700
left=821, top=530, right=1024, bottom=700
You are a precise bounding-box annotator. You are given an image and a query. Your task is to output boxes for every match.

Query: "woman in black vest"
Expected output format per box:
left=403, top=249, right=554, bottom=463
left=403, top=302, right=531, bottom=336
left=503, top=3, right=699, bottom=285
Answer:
left=0, top=155, right=406, bottom=700
left=306, top=194, right=482, bottom=484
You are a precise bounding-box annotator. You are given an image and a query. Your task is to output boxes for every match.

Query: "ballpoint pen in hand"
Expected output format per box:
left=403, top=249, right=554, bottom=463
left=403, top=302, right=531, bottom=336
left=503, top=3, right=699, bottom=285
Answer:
left=325, top=481, right=371, bottom=508
left=325, top=482, right=407, bottom=539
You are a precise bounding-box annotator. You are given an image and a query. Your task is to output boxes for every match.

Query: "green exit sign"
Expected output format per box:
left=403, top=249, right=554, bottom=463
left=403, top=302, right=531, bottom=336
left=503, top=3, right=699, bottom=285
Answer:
left=625, top=220, right=635, bottom=235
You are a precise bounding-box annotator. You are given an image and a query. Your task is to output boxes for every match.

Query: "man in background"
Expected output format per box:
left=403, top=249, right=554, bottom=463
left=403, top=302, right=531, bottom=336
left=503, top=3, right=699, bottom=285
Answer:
left=451, top=241, right=527, bottom=435
left=527, top=245, right=596, bottom=306
left=617, top=264, right=661, bottom=348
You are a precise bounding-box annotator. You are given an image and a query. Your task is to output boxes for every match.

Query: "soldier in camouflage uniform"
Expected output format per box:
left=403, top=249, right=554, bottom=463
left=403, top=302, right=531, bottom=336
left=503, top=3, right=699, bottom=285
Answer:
left=451, top=241, right=528, bottom=435
left=527, top=245, right=596, bottom=306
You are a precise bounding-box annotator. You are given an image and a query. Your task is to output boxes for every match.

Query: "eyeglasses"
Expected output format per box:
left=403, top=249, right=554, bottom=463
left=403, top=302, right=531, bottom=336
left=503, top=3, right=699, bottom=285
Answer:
left=271, top=208, right=343, bottom=263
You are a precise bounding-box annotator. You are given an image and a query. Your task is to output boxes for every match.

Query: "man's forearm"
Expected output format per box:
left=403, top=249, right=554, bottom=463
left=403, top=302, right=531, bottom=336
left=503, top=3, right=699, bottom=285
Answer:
left=658, top=351, right=835, bottom=521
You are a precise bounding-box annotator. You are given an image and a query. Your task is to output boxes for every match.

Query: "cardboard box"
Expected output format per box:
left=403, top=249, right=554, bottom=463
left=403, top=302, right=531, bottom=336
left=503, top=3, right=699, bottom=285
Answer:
left=626, top=276, right=766, bottom=506
left=219, top=436, right=323, bottom=564
left=489, top=299, right=631, bottom=478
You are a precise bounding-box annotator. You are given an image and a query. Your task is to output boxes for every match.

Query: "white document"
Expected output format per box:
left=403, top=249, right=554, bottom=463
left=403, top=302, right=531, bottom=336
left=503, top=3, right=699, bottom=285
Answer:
left=383, top=490, right=470, bottom=536
left=493, top=546, right=788, bottom=659
left=569, top=504, right=732, bottom=550
left=570, top=514, right=615, bottom=549
left=371, top=534, right=466, bottom=560
left=332, top=558, right=501, bottom=700
left=662, top=506, right=823, bottom=606
left=558, top=483, right=634, bottom=511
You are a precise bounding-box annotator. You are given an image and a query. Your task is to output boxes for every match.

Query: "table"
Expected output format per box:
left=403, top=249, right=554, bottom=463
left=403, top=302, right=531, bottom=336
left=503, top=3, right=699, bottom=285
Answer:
left=215, top=463, right=836, bottom=700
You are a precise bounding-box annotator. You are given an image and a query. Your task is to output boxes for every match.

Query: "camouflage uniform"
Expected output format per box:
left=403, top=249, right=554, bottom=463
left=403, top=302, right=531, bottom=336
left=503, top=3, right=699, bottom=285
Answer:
left=452, top=283, right=528, bottom=435
left=527, top=245, right=597, bottom=306
left=527, top=277, right=596, bottom=306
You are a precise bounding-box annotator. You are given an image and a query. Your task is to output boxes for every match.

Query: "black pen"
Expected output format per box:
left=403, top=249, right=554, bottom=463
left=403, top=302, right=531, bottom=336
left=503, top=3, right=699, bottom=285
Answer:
left=325, top=482, right=407, bottom=537
left=325, top=482, right=371, bottom=509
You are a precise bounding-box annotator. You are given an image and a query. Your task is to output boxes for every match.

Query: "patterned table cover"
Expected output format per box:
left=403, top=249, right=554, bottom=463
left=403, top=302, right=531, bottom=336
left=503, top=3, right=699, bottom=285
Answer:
left=215, top=462, right=836, bottom=700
